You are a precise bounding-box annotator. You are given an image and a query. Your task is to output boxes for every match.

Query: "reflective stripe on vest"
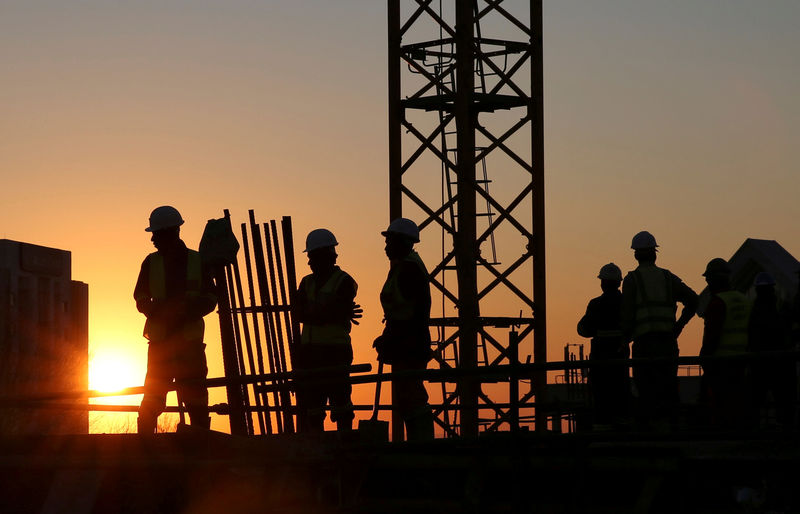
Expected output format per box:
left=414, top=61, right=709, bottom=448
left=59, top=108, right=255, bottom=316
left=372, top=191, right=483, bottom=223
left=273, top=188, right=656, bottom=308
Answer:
left=596, top=329, right=624, bottom=338
left=300, top=268, right=352, bottom=345
left=142, top=250, right=204, bottom=342
left=632, top=267, right=676, bottom=339
left=715, top=291, right=751, bottom=356
left=381, top=250, right=428, bottom=321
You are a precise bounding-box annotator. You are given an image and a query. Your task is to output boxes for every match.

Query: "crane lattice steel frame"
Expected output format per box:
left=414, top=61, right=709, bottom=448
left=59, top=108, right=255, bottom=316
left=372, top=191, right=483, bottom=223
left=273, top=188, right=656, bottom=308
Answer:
left=388, top=0, right=546, bottom=438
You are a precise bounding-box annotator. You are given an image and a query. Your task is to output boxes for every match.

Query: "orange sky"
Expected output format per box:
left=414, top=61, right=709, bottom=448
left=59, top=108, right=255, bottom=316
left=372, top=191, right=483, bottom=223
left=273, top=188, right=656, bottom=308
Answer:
left=2, top=1, right=799, bottom=432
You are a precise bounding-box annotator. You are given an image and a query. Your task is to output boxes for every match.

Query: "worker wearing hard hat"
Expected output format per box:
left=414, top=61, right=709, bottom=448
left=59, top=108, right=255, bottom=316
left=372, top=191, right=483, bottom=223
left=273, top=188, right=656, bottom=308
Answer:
left=134, top=206, right=218, bottom=433
left=374, top=217, right=434, bottom=441
left=699, top=258, right=752, bottom=429
left=621, top=231, right=698, bottom=430
left=293, top=229, right=361, bottom=432
left=577, top=263, right=630, bottom=429
left=748, top=271, right=796, bottom=428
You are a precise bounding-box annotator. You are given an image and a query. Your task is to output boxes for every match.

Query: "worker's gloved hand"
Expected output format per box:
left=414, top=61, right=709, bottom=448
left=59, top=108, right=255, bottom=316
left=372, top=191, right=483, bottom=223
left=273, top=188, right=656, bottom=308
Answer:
left=351, top=302, right=363, bottom=325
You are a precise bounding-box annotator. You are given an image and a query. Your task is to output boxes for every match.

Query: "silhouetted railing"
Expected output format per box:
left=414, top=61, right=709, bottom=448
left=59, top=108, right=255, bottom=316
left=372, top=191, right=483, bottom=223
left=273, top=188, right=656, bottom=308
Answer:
left=3, top=351, right=800, bottom=437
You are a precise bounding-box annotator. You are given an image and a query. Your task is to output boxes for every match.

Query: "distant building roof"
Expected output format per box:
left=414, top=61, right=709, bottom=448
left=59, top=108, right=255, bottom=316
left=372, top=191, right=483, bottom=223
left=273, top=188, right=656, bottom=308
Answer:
left=728, top=238, right=799, bottom=298
left=698, top=238, right=799, bottom=317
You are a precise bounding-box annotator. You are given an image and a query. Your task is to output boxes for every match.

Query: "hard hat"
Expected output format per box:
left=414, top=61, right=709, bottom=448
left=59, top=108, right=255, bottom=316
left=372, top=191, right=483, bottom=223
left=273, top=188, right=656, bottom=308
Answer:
left=304, top=228, right=338, bottom=253
left=631, top=231, right=658, bottom=250
left=145, top=206, right=184, bottom=232
left=597, top=263, right=622, bottom=281
left=753, top=271, right=776, bottom=287
left=381, top=217, right=420, bottom=243
left=702, top=257, right=731, bottom=278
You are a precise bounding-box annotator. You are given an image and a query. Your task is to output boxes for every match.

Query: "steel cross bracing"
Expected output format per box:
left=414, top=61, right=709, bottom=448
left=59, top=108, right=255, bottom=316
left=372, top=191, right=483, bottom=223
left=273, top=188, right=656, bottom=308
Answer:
left=388, top=0, right=546, bottom=439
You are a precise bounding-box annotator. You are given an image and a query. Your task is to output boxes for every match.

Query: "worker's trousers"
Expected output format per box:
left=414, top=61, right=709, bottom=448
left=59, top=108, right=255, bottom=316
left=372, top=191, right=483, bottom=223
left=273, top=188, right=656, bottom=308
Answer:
left=294, top=343, right=355, bottom=432
left=589, top=338, right=631, bottom=425
left=138, top=338, right=209, bottom=433
left=392, top=357, right=433, bottom=442
left=631, top=333, right=678, bottom=429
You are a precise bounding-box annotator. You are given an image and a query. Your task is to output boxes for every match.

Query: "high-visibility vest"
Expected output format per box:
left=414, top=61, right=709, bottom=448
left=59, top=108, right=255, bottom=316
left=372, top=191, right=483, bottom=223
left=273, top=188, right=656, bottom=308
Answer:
left=299, top=268, right=353, bottom=345
left=381, top=250, right=428, bottom=321
left=596, top=329, right=624, bottom=339
left=137, top=250, right=205, bottom=342
left=715, top=291, right=751, bottom=356
left=631, top=266, right=676, bottom=339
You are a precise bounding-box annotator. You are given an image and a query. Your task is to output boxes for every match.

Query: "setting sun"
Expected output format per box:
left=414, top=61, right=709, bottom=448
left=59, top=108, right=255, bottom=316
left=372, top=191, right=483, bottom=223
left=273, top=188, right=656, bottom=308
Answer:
left=89, top=349, right=143, bottom=394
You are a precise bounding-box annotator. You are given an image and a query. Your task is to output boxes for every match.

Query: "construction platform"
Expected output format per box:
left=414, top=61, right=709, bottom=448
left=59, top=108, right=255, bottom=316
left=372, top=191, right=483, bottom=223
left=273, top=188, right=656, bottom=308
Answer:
left=0, top=427, right=798, bottom=513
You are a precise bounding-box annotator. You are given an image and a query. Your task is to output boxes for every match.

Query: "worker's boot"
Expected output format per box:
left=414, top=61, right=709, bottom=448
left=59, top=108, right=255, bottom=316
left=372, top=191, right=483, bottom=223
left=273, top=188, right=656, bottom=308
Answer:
left=336, top=419, right=353, bottom=432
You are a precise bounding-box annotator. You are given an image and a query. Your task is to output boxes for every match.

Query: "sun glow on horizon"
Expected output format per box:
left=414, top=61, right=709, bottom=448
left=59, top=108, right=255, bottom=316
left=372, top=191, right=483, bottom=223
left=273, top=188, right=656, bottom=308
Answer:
left=89, top=349, right=144, bottom=394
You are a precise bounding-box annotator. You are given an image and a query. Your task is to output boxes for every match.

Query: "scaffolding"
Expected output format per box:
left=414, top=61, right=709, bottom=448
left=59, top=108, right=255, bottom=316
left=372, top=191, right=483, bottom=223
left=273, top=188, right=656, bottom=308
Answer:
left=388, top=0, right=545, bottom=438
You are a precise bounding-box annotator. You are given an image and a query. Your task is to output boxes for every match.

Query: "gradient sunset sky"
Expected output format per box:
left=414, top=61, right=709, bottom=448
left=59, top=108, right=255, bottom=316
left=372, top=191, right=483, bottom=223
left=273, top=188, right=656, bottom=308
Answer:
left=2, top=1, right=798, bottom=430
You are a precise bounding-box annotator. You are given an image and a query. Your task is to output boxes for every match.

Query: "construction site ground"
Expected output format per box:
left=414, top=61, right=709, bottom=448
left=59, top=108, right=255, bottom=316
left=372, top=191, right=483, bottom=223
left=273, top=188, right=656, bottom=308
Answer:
left=0, top=426, right=798, bottom=513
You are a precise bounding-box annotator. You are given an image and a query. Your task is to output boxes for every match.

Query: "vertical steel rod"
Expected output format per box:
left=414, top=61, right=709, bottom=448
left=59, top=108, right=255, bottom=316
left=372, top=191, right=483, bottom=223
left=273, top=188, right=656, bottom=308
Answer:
left=225, top=262, right=253, bottom=435
left=226, top=217, right=266, bottom=434
left=273, top=220, right=296, bottom=372
left=212, top=248, right=248, bottom=436
left=240, top=222, right=273, bottom=434
left=263, top=222, right=295, bottom=433
left=454, top=0, right=480, bottom=439
left=267, top=220, right=290, bottom=376
left=280, top=216, right=301, bottom=367
left=509, top=329, right=520, bottom=433
left=248, top=210, right=284, bottom=432
left=530, top=0, right=548, bottom=433
left=387, top=0, right=403, bottom=443
left=280, top=216, right=300, bottom=432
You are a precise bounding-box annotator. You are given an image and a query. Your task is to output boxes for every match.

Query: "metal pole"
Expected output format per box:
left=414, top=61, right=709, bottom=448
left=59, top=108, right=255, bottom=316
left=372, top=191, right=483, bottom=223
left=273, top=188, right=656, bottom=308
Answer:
left=387, top=0, right=403, bottom=442
left=248, top=210, right=284, bottom=432
left=265, top=221, right=289, bottom=377
left=225, top=263, right=253, bottom=435
left=227, top=220, right=266, bottom=434
left=530, top=0, right=548, bottom=433
left=240, top=223, right=273, bottom=434
left=455, top=0, right=480, bottom=439
left=264, top=222, right=295, bottom=433
left=280, top=216, right=301, bottom=361
left=213, top=262, right=248, bottom=436
left=275, top=219, right=297, bottom=371
left=509, top=329, right=520, bottom=433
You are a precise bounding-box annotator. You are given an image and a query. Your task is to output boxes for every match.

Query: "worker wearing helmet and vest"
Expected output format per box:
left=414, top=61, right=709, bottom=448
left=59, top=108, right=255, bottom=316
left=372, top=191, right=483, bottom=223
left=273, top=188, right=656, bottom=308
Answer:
left=134, top=206, right=217, bottom=433
left=293, top=228, right=361, bottom=432
left=621, top=231, right=697, bottom=430
left=747, top=271, right=795, bottom=428
left=578, top=263, right=630, bottom=429
left=699, top=257, right=752, bottom=429
left=374, top=217, right=434, bottom=441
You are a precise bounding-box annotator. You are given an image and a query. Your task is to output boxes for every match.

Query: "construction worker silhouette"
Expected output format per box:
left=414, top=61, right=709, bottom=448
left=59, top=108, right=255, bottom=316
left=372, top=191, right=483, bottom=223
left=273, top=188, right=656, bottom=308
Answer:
left=294, top=229, right=361, bottom=432
left=748, top=271, right=796, bottom=428
left=621, top=231, right=697, bottom=430
left=134, top=206, right=217, bottom=433
left=578, top=263, right=630, bottom=429
left=373, top=218, right=434, bottom=441
left=700, top=258, right=752, bottom=429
